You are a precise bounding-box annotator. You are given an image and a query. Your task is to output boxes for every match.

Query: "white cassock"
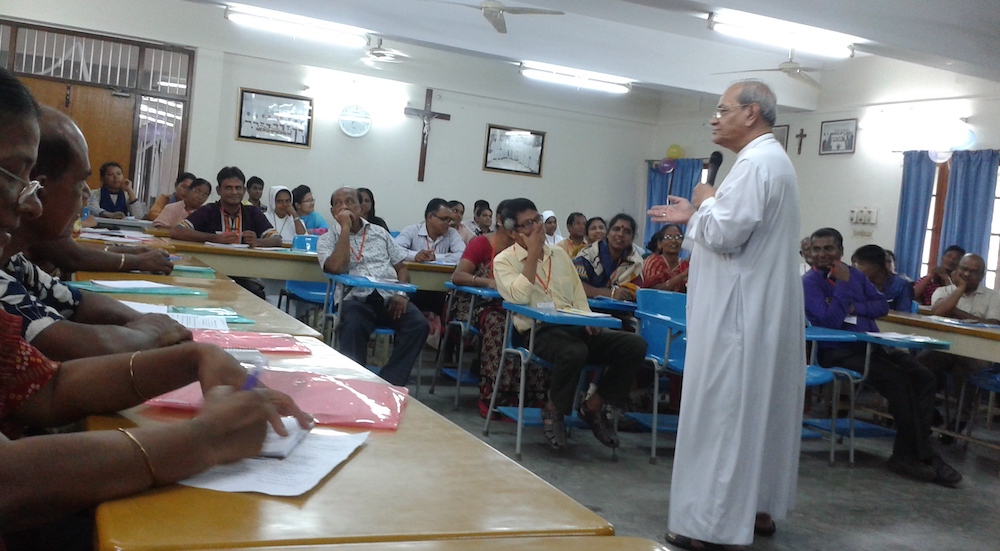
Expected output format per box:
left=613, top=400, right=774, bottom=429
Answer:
left=668, top=133, right=806, bottom=546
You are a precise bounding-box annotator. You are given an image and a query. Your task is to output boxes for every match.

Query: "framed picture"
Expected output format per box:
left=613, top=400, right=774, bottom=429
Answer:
left=237, top=88, right=313, bottom=148
left=772, top=125, right=789, bottom=150
left=819, top=118, right=857, bottom=155
left=483, top=124, right=545, bottom=177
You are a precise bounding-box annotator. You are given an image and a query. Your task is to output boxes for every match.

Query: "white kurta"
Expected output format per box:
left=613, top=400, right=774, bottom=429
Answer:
left=668, top=134, right=806, bottom=545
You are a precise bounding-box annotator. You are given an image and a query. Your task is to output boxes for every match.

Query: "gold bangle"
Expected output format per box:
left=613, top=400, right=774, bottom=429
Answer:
left=118, top=253, right=127, bottom=270
left=118, top=428, right=158, bottom=486
left=129, top=351, right=149, bottom=401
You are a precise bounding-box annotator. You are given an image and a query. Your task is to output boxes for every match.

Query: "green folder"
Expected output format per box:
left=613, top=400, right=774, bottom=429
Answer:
left=68, top=281, right=207, bottom=296
left=171, top=265, right=217, bottom=278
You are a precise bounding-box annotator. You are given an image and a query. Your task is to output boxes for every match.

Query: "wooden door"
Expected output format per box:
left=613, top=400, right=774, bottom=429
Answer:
left=21, top=76, right=135, bottom=190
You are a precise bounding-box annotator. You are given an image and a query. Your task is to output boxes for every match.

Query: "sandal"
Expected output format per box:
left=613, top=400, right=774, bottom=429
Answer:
left=664, top=532, right=749, bottom=551
left=541, top=408, right=567, bottom=450
left=578, top=404, right=619, bottom=448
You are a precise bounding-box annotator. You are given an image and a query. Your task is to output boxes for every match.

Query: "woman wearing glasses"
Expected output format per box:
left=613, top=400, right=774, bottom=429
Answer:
left=642, top=224, right=689, bottom=292
left=292, top=185, right=329, bottom=235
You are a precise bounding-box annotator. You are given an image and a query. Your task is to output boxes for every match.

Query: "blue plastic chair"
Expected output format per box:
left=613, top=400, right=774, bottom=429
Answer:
left=277, top=235, right=327, bottom=322
left=430, top=282, right=494, bottom=409
left=483, top=304, right=622, bottom=461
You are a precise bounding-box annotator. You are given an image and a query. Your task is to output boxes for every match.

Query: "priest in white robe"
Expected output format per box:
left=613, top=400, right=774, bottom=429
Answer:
left=649, top=79, right=806, bottom=550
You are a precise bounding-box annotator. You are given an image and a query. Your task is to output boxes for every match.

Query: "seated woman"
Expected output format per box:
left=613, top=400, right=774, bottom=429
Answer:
left=541, top=210, right=563, bottom=245
left=292, top=185, right=329, bottom=235
left=357, top=187, right=389, bottom=232
left=0, top=69, right=310, bottom=546
left=467, top=201, right=492, bottom=236
left=585, top=216, right=606, bottom=246
left=642, top=224, right=689, bottom=292
left=450, top=201, right=549, bottom=417
left=573, top=213, right=644, bottom=301
left=87, top=161, right=147, bottom=219
left=265, top=185, right=306, bottom=244
left=146, top=172, right=195, bottom=221
left=448, top=200, right=475, bottom=243
left=152, top=177, right=211, bottom=228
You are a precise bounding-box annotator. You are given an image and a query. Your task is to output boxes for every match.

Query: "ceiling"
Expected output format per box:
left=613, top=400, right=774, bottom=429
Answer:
left=188, top=0, right=1000, bottom=110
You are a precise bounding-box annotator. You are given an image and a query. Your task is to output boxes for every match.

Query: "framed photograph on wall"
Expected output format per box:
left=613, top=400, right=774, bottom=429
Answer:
left=772, top=125, right=789, bottom=150
left=237, top=88, right=314, bottom=148
left=819, top=118, right=857, bottom=155
left=483, top=124, right=545, bottom=177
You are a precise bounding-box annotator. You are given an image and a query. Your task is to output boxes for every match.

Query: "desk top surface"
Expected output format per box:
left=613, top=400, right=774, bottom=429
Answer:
left=207, top=536, right=665, bottom=551
left=882, top=312, right=1000, bottom=342
left=72, top=271, right=321, bottom=338
left=92, top=340, right=612, bottom=549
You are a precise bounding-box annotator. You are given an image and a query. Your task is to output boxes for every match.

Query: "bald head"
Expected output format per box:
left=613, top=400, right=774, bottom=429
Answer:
left=330, top=186, right=362, bottom=231
left=956, top=253, right=987, bottom=292
left=25, top=107, right=92, bottom=240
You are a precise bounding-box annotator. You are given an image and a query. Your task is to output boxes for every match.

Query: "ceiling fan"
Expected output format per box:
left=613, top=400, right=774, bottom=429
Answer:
left=438, top=1, right=564, bottom=34
left=714, top=50, right=823, bottom=89
left=362, top=38, right=409, bottom=68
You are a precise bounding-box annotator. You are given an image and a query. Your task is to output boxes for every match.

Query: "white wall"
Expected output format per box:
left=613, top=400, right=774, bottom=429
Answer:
left=653, top=56, right=1000, bottom=268
left=5, top=0, right=1000, bottom=263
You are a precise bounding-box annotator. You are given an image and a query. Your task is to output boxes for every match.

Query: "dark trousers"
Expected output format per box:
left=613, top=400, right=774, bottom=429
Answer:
left=820, top=344, right=937, bottom=461
left=337, top=291, right=430, bottom=386
left=529, top=324, right=646, bottom=415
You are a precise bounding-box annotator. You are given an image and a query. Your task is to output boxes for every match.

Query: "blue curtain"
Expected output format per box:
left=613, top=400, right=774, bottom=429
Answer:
left=644, top=158, right=702, bottom=246
left=939, top=149, right=1000, bottom=257
left=893, top=151, right=936, bottom=279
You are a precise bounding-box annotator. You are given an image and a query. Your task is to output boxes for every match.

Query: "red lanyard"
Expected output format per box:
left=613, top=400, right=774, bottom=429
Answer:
left=534, top=255, right=553, bottom=293
left=221, top=205, right=242, bottom=234
left=351, top=226, right=369, bottom=263
left=423, top=235, right=434, bottom=251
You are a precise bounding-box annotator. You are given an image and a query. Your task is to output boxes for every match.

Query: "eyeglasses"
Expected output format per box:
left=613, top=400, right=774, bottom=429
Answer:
left=0, top=165, right=44, bottom=205
left=662, top=234, right=683, bottom=241
left=430, top=214, right=453, bottom=223
left=516, top=216, right=543, bottom=231
left=713, top=104, right=751, bottom=119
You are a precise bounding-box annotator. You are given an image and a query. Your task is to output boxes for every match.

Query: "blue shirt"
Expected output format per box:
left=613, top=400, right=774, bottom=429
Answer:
left=803, top=265, right=889, bottom=350
left=883, top=273, right=915, bottom=312
left=300, top=211, right=329, bottom=233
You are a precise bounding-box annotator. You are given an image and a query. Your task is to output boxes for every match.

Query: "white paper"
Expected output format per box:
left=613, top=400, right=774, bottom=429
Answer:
left=91, top=280, right=174, bottom=289
left=203, top=242, right=250, bottom=249
left=166, top=313, right=230, bottom=330
left=178, top=429, right=368, bottom=496
left=558, top=308, right=612, bottom=318
left=120, top=300, right=169, bottom=314
left=260, top=416, right=312, bottom=458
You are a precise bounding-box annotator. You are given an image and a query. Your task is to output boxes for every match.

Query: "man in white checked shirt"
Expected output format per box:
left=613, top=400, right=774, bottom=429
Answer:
left=317, top=187, right=429, bottom=386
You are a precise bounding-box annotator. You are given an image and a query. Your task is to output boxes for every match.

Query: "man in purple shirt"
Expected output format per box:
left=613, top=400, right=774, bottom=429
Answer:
left=804, top=228, right=960, bottom=487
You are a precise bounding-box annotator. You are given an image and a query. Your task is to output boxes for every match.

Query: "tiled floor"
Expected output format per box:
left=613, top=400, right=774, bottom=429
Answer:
left=411, top=357, right=1000, bottom=551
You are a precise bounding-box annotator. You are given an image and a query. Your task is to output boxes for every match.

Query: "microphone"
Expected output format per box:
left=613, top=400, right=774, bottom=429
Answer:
left=706, top=151, right=723, bottom=186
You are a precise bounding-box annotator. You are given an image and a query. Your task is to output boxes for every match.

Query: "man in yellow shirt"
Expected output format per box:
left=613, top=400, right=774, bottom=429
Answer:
left=493, top=198, right=646, bottom=451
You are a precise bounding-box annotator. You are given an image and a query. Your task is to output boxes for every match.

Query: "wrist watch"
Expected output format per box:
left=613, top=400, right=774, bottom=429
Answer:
left=395, top=291, right=408, bottom=300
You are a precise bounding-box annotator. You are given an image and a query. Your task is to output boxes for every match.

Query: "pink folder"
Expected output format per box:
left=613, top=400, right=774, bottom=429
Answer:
left=191, top=330, right=312, bottom=354
left=146, top=370, right=409, bottom=430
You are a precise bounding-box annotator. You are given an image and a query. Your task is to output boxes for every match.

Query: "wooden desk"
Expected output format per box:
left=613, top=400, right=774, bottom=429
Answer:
left=167, top=239, right=325, bottom=283
left=211, top=536, right=666, bottom=551
left=92, top=339, right=613, bottom=550
left=405, top=262, right=452, bottom=292
left=73, top=272, right=321, bottom=338
left=879, top=312, right=1000, bottom=362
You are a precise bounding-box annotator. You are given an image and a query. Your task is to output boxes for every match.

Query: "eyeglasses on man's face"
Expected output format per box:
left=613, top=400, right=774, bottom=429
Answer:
left=430, top=213, right=453, bottom=224
left=0, top=165, right=44, bottom=205
left=516, top=215, right=543, bottom=231
left=713, top=104, right=751, bottom=119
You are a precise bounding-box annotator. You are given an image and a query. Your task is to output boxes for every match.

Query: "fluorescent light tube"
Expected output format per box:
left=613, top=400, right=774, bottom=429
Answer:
left=225, top=7, right=368, bottom=48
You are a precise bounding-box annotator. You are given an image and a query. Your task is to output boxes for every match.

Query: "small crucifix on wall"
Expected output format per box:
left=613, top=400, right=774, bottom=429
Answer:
left=795, top=128, right=807, bottom=155
left=403, top=89, right=451, bottom=182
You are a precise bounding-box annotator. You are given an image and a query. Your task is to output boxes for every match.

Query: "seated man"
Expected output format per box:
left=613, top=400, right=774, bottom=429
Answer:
left=171, top=166, right=281, bottom=248
left=4, top=108, right=190, bottom=361
left=21, top=108, right=173, bottom=278
left=557, top=211, right=587, bottom=259
left=851, top=244, right=913, bottom=311
left=913, top=244, right=965, bottom=305
left=493, top=198, right=646, bottom=450
left=394, top=197, right=466, bottom=263
left=917, top=253, right=1000, bottom=438
left=804, top=227, right=960, bottom=486
left=318, top=187, right=429, bottom=386
left=86, top=161, right=147, bottom=219
left=146, top=171, right=195, bottom=221
left=244, top=175, right=267, bottom=212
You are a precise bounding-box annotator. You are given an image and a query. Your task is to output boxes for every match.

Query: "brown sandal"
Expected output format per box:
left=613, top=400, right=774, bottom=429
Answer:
left=541, top=408, right=567, bottom=450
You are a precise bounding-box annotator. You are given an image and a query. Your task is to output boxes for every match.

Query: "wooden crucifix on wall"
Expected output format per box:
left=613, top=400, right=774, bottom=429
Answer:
left=404, top=89, right=451, bottom=182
